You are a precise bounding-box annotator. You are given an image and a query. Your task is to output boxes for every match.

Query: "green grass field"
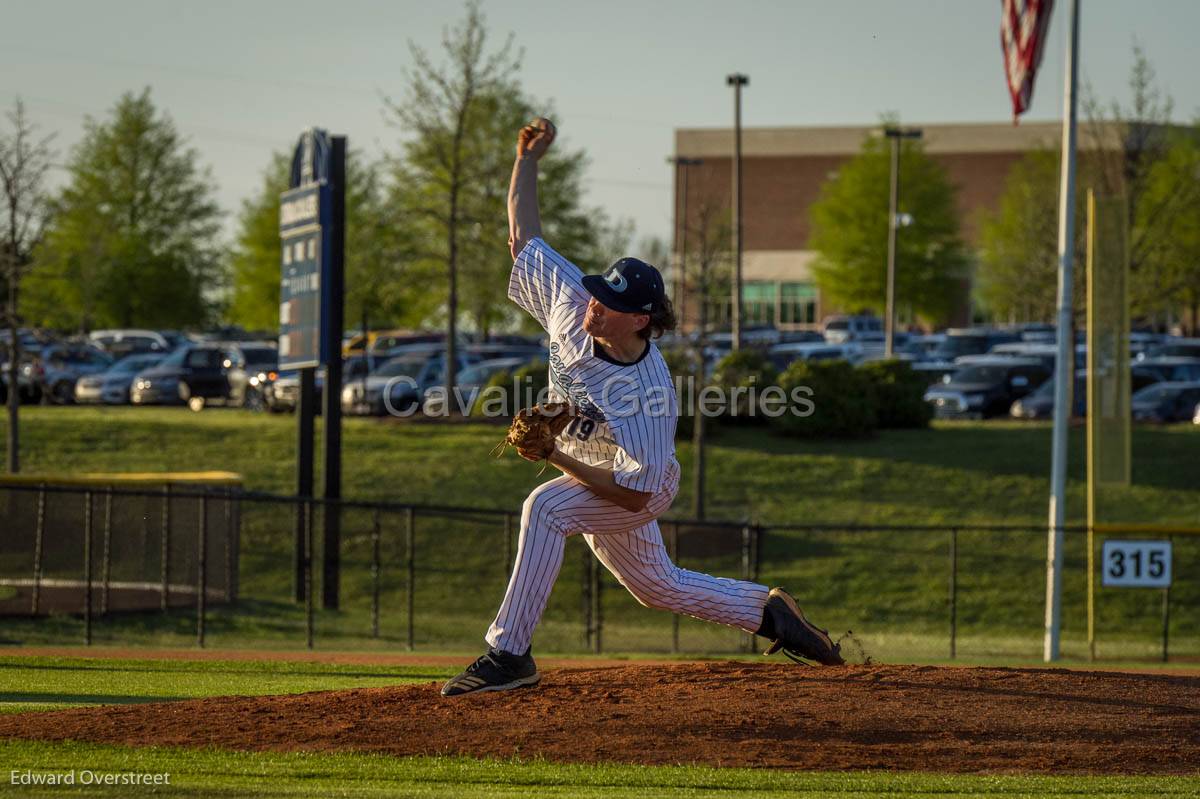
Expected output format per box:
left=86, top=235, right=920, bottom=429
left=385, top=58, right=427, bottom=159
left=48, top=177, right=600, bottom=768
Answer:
left=1, top=407, right=1198, bottom=660
left=3, top=412, right=1199, bottom=795
left=3, top=406, right=1198, bottom=526
left=1, top=655, right=1196, bottom=797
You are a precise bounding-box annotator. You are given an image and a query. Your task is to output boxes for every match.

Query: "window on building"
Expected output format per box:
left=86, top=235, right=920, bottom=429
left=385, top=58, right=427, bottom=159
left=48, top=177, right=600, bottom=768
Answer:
left=780, top=282, right=817, bottom=326
left=701, top=280, right=818, bottom=329
left=705, top=297, right=731, bottom=329
left=742, top=282, right=776, bottom=326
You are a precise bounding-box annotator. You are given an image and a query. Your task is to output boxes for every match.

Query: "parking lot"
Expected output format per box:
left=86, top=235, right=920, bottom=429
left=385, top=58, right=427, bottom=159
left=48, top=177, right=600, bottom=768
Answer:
left=3, top=318, right=1199, bottom=424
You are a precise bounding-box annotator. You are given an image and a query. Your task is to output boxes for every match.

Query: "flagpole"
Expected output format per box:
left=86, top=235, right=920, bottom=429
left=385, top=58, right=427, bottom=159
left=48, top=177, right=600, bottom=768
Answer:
left=1044, top=0, right=1080, bottom=663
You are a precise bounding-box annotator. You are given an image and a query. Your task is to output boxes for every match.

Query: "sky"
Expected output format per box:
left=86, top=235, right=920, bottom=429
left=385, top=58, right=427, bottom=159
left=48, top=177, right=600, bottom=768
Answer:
left=3, top=0, right=1198, bottom=247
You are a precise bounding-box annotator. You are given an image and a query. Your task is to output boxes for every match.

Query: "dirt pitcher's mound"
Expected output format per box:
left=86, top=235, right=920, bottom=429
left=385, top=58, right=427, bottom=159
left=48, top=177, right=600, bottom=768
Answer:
left=3, top=662, right=1199, bottom=774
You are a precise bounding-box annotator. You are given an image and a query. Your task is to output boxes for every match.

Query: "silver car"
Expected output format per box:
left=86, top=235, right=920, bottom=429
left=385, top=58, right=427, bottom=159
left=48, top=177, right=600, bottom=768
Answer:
left=74, top=353, right=167, bottom=404
left=38, top=344, right=114, bottom=404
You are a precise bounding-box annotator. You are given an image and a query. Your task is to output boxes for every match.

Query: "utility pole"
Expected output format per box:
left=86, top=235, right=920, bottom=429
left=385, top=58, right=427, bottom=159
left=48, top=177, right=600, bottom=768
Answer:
left=668, top=156, right=703, bottom=331
left=726, top=73, right=748, bottom=351
left=883, top=126, right=922, bottom=358
left=669, top=155, right=706, bottom=519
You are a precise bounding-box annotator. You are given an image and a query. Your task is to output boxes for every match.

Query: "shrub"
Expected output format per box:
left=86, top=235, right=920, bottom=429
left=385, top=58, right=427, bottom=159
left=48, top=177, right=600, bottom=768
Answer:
left=773, top=359, right=877, bottom=438
left=858, top=359, right=933, bottom=428
left=710, top=349, right=778, bottom=425
left=470, top=360, right=548, bottom=417
left=660, top=346, right=698, bottom=439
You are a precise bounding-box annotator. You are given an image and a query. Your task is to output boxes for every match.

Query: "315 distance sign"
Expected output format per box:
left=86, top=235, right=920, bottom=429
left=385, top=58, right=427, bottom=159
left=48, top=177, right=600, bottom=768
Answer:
left=1101, top=539, right=1172, bottom=588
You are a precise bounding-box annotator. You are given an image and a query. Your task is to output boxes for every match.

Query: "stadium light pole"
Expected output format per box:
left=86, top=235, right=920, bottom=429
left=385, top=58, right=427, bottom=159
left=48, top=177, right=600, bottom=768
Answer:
left=726, top=73, right=748, bottom=351
left=883, top=126, right=922, bottom=358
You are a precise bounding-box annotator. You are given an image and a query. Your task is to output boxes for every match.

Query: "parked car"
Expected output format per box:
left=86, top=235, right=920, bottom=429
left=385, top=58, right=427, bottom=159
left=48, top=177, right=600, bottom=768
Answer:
left=1135, top=357, right=1200, bottom=383
left=1013, top=323, right=1057, bottom=343
left=463, top=342, right=548, bottom=363
left=266, top=354, right=388, bottom=413
left=767, top=342, right=862, bottom=371
left=156, top=330, right=191, bottom=350
left=822, top=315, right=882, bottom=344
left=74, top=352, right=167, bottom=404
left=130, top=343, right=250, bottom=408
left=1128, top=331, right=1164, bottom=358
left=1010, top=365, right=1164, bottom=420
left=235, top=343, right=279, bottom=410
left=988, top=342, right=1055, bottom=368
left=0, top=353, right=43, bottom=403
left=927, top=328, right=1020, bottom=364
left=896, top=334, right=947, bottom=362
left=706, top=326, right=782, bottom=350
left=923, top=356, right=1050, bottom=419
left=37, top=344, right=114, bottom=404
left=368, top=330, right=449, bottom=356
left=777, top=330, right=826, bottom=345
left=1136, top=338, right=1200, bottom=361
left=422, top=355, right=540, bottom=415
left=0, top=328, right=49, bottom=358
left=88, top=329, right=171, bottom=358
left=342, top=352, right=476, bottom=416
left=1131, top=381, right=1200, bottom=423
left=910, top=361, right=958, bottom=387
left=342, top=330, right=383, bottom=357
left=266, top=369, right=318, bottom=413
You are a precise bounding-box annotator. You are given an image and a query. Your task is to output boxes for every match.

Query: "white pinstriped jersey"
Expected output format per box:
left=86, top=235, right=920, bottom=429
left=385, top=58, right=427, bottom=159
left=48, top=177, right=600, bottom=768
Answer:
left=508, top=238, right=680, bottom=495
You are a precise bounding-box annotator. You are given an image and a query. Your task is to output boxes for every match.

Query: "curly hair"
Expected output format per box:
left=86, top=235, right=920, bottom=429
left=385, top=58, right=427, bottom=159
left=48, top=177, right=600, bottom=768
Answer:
left=638, top=296, right=677, bottom=340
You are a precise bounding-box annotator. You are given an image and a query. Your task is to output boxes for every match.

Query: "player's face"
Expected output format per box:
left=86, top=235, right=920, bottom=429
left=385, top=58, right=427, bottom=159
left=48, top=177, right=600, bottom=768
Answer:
left=584, top=297, right=648, bottom=339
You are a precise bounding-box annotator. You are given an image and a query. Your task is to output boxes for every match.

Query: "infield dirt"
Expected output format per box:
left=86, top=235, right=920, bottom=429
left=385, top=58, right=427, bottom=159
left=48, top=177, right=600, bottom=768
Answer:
left=2, top=661, right=1198, bottom=774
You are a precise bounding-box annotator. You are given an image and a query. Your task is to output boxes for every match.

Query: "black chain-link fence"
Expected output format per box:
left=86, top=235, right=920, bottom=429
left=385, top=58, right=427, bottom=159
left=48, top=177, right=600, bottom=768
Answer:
left=2, top=483, right=1196, bottom=661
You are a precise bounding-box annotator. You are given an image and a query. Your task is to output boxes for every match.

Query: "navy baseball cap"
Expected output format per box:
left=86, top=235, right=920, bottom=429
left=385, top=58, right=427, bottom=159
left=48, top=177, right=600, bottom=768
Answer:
left=582, top=258, right=667, bottom=314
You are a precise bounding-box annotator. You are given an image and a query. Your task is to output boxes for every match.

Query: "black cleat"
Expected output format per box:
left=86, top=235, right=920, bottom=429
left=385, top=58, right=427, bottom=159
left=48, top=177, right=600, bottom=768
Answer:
left=441, top=648, right=541, bottom=697
left=759, top=588, right=844, bottom=666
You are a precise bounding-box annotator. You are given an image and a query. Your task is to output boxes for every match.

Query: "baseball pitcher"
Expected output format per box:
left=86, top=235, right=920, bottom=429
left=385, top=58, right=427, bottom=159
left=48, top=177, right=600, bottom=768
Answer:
left=442, top=118, right=843, bottom=696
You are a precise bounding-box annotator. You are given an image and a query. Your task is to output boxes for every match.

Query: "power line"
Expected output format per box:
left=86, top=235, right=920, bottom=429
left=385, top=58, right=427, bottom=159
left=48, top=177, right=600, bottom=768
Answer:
left=9, top=93, right=290, bottom=150
left=1, top=44, right=381, bottom=99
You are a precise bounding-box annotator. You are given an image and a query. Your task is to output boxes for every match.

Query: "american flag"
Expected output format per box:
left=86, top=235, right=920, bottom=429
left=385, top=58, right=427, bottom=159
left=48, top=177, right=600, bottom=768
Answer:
left=1001, top=0, right=1054, bottom=120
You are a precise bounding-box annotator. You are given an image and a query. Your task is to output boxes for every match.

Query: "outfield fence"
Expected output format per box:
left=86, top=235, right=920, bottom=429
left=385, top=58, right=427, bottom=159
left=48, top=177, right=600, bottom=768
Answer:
left=1, top=482, right=1195, bottom=662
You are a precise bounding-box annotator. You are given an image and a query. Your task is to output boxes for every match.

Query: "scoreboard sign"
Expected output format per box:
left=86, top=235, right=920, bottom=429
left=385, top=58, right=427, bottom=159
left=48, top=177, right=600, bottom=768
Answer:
left=278, top=180, right=331, bottom=368
left=1101, top=539, right=1172, bottom=588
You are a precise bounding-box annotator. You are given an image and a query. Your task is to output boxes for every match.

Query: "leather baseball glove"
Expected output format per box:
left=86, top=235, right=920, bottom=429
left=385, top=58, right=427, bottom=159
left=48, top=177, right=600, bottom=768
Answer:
left=498, top=402, right=576, bottom=461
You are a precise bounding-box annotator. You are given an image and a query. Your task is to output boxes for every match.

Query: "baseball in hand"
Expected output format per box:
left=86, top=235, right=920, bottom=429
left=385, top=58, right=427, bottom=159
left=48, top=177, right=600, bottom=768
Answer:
left=517, top=117, right=556, bottom=160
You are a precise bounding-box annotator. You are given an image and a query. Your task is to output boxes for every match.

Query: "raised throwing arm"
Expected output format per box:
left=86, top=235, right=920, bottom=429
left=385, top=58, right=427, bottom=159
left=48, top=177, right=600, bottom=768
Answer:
left=508, top=118, right=555, bottom=259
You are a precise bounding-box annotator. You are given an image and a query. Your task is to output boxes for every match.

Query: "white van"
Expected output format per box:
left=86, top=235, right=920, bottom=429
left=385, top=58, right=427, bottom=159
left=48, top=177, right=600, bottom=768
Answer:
left=822, top=315, right=883, bottom=344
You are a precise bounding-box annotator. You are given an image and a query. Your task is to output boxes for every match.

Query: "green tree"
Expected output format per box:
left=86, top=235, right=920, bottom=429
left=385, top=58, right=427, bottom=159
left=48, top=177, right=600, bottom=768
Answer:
left=1, top=98, right=55, bottom=473
left=808, top=129, right=968, bottom=326
left=384, top=1, right=609, bottom=387
left=226, top=152, right=289, bottom=331
left=226, top=150, right=408, bottom=333
left=23, top=89, right=221, bottom=330
left=975, top=146, right=1087, bottom=322
left=979, top=46, right=1200, bottom=324
left=1142, top=131, right=1200, bottom=332
left=384, top=0, right=518, bottom=391
left=1083, top=44, right=1200, bottom=318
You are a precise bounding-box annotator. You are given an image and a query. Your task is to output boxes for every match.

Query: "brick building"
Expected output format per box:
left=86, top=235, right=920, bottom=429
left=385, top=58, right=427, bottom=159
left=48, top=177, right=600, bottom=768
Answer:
left=670, top=121, right=1104, bottom=332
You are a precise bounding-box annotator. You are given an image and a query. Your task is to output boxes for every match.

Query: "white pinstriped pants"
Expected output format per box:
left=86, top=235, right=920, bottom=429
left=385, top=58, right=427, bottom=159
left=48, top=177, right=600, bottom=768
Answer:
left=486, top=465, right=771, bottom=654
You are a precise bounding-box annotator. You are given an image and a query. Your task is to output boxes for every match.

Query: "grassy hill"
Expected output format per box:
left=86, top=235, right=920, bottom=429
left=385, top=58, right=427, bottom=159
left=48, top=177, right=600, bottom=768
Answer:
left=1, top=407, right=1197, bottom=661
